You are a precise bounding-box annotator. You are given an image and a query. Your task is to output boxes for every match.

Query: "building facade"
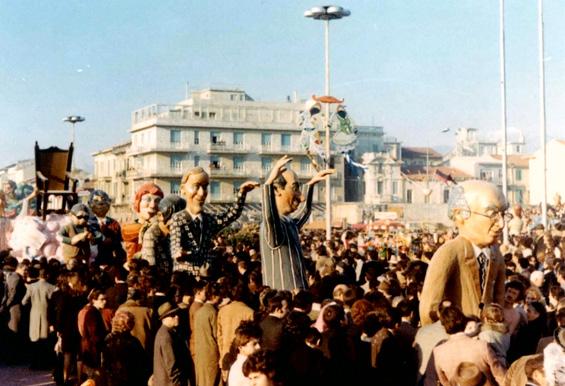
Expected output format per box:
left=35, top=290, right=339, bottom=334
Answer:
left=93, top=88, right=383, bottom=218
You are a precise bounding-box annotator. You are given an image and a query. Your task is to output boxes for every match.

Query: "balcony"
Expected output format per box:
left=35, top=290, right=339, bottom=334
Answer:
left=131, top=103, right=301, bottom=129
left=209, top=166, right=250, bottom=178
left=207, top=143, right=251, bottom=154
left=258, top=145, right=304, bottom=155
left=127, top=142, right=191, bottom=155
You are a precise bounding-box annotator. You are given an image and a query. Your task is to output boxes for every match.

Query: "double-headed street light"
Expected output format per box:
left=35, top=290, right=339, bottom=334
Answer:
left=63, top=115, right=85, bottom=171
left=304, top=5, right=350, bottom=241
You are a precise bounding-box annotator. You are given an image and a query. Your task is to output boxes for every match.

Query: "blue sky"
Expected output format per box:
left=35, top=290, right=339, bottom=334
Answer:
left=1, top=0, right=564, bottom=171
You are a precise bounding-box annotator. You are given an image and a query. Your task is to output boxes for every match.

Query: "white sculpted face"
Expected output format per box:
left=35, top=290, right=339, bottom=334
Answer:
left=457, top=181, right=507, bottom=248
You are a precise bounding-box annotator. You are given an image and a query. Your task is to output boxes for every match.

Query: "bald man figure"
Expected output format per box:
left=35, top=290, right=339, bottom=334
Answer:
left=419, top=180, right=508, bottom=325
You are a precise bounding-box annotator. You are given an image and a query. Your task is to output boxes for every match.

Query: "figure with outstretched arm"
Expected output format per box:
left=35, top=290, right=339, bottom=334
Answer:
left=260, top=155, right=334, bottom=291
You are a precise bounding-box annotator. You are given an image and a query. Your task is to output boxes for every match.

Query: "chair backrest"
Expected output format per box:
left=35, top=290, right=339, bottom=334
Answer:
left=35, top=142, right=74, bottom=191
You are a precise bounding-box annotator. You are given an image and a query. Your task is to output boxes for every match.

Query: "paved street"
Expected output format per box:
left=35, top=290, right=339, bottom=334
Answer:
left=0, top=365, right=55, bottom=386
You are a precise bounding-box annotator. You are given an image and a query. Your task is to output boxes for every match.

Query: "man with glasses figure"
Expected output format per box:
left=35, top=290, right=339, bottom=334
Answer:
left=59, top=204, right=102, bottom=263
left=260, top=155, right=334, bottom=291
left=420, top=180, right=509, bottom=325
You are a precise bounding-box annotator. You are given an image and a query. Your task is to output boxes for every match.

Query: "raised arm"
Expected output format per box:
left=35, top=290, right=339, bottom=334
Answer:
left=262, top=156, right=293, bottom=248
left=292, top=168, right=335, bottom=228
left=210, top=180, right=259, bottom=234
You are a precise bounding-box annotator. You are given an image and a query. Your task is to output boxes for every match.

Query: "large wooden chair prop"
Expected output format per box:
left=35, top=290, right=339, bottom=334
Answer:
left=34, top=141, right=78, bottom=220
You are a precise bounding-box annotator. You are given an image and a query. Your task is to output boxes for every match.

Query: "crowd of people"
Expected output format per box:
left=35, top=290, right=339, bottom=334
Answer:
left=0, top=168, right=565, bottom=386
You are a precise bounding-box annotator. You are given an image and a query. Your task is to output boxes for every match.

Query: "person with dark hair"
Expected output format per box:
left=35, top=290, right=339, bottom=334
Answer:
left=169, top=166, right=258, bottom=275
left=117, top=287, right=153, bottom=351
left=286, top=327, right=328, bottom=386
left=217, top=280, right=255, bottom=372
left=508, top=301, right=548, bottom=363
left=51, top=271, right=88, bottom=384
left=259, top=293, right=289, bottom=352
left=194, top=282, right=223, bottom=386
left=0, top=256, right=27, bottom=364
left=319, top=303, right=357, bottom=386
left=503, top=280, right=526, bottom=335
left=432, top=305, right=506, bottom=385
left=21, top=267, right=58, bottom=369
left=260, top=155, right=334, bottom=291
left=242, top=349, right=284, bottom=386
left=104, top=266, right=128, bottom=312
left=78, top=289, right=108, bottom=381
left=227, top=321, right=262, bottom=386
left=88, top=189, right=126, bottom=267
left=100, top=310, right=150, bottom=386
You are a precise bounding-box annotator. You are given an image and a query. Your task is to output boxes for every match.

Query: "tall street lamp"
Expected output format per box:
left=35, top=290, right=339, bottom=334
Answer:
left=63, top=115, right=85, bottom=171
left=305, top=5, right=350, bottom=241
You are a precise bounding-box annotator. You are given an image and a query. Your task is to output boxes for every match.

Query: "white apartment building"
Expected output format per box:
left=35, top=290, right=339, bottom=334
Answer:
left=0, top=159, right=35, bottom=185
left=451, top=127, right=526, bottom=157
left=93, top=88, right=384, bottom=218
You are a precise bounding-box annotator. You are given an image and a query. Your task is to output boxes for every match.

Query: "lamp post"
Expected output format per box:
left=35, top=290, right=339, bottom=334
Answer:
left=537, top=0, right=547, bottom=228
left=305, top=5, right=350, bottom=241
left=499, top=0, right=509, bottom=244
left=63, top=115, right=85, bottom=171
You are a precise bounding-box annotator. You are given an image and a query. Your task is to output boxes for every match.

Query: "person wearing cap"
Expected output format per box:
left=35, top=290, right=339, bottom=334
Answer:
left=59, top=204, right=102, bottom=263
left=420, top=181, right=508, bottom=325
left=153, top=301, right=190, bottom=386
left=169, top=166, right=258, bottom=275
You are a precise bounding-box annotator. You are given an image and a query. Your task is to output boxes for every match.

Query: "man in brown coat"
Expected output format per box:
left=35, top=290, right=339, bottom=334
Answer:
left=420, top=180, right=507, bottom=325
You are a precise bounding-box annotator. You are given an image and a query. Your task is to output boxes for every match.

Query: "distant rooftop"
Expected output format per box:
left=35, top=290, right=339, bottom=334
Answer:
left=402, top=147, right=443, bottom=158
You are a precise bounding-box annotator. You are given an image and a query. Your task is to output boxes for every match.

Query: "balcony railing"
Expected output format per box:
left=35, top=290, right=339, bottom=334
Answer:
left=207, top=143, right=251, bottom=154
left=209, top=166, right=249, bottom=178
left=128, top=143, right=191, bottom=155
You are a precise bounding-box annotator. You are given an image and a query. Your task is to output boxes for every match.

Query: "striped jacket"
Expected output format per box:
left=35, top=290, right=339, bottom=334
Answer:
left=260, top=183, right=314, bottom=291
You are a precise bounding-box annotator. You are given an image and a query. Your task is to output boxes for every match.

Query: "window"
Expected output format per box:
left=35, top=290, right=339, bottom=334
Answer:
left=261, top=133, right=271, bottom=146
left=194, top=155, right=200, bottom=167
left=281, top=133, right=291, bottom=149
left=170, top=154, right=184, bottom=170
left=210, top=155, right=220, bottom=169
left=406, top=189, right=412, bottom=203
left=194, top=131, right=199, bottom=145
left=233, top=132, right=244, bottom=145
left=209, top=112, right=216, bottom=119
left=392, top=181, right=398, bottom=195
left=211, top=131, right=221, bottom=144
left=443, top=189, right=450, bottom=204
left=516, top=169, right=522, bottom=181
left=377, top=181, right=383, bottom=195
left=300, top=158, right=310, bottom=173
left=516, top=189, right=524, bottom=204
left=170, top=129, right=181, bottom=143
left=233, top=156, right=244, bottom=170
left=233, top=182, right=241, bottom=194
left=170, top=181, right=181, bottom=194
left=210, top=181, right=220, bottom=199
left=261, top=157, right=272, bottom=172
